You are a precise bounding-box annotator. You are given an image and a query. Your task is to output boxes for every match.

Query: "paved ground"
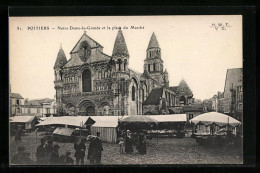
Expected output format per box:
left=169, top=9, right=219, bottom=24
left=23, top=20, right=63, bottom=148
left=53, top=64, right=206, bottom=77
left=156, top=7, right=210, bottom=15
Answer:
left=10, top=132, right=243, bottom=165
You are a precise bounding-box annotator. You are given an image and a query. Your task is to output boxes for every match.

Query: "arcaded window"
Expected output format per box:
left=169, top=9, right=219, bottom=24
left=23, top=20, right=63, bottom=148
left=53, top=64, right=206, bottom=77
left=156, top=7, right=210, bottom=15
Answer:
left=124, top=60, right=127, bottom=71
left=118, top=59, right=122, bottom=71
left=153, top=62, right=156, bottom=71
left=82, top=69, right=91, bottom=92
left=132, top=86, right=135, bottom=101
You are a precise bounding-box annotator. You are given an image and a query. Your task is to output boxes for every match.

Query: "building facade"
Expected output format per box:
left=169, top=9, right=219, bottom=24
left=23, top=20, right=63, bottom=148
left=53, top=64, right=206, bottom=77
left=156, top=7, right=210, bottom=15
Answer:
left=54, top=30, right=193, bottom=116
left=10, top=93, right=24, bottom=116
left=223, top=68, right=243, bottom=119
left=21, top=98, right=56, bottom=117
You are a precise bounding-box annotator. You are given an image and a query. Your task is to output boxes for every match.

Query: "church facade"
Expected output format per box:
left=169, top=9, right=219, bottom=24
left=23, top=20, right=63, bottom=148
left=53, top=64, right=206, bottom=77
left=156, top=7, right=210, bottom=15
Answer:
left=54, top=30, right=193, bottom=116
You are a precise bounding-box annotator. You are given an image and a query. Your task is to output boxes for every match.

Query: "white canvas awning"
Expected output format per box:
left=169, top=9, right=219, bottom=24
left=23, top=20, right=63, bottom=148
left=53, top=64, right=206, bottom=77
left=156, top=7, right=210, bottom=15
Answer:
left=10, top=116, right=36, bottom=123
left=35, top=116, right=89, bottom=127
left=53, top=127, right=74, bottom=136
left=89, top=116, right=124, bottom=127
left=148, top=114, right=187, bottom=123
left=190, top=112, right=241, bottom=126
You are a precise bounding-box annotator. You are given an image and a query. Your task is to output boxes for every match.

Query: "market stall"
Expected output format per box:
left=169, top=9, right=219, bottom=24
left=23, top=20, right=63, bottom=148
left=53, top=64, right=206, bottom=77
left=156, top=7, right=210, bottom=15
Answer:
left=190, top=112, right=241, bottom=146
left=10, top=116, right=38, bottom=135
left=147, top=114, right=187, bottom=138
left=88, top=116, right=123, bottom=143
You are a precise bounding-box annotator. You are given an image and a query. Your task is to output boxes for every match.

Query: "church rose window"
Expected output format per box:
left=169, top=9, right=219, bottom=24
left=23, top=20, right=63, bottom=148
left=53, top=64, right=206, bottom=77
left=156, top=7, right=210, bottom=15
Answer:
left=82, top=69, right=91, bottom=92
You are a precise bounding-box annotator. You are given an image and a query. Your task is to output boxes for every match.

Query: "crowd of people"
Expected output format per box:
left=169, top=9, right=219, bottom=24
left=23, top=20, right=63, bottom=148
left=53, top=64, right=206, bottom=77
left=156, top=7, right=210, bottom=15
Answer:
left=11, top=129, right=147, bottom=165
left=11, top=132, right=103, bottom=165
left=119, top=130, right=147, bottom=155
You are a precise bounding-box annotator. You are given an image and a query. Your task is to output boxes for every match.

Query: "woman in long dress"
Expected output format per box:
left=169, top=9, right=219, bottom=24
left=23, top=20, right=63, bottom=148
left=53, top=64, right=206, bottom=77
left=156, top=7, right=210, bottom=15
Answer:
left=138, top=132, right=147, bottom=155
left=124, top=130, right=133, bottom=154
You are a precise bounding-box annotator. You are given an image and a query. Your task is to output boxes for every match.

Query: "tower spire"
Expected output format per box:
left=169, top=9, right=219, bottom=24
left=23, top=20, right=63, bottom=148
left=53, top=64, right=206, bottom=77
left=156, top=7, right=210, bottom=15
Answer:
left=147, top=32, right=160, bottom=50
left=112, top=29, right=129, bottom=57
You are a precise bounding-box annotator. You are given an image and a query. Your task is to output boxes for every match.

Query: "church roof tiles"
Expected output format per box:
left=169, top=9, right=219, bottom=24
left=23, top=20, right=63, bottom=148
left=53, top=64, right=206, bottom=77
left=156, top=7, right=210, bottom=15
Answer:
left=143, top=87, right=163, bottom=105
left=54, top=48, right=67, bottom=69
left=112, top=29, right=129, bottom=57
left=147, top=32, right=160, bottom=50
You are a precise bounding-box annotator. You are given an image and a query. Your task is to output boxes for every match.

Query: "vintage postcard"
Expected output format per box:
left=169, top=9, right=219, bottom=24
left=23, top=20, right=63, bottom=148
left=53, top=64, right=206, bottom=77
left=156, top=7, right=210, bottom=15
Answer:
left=9, top=16, right=243, bottom=165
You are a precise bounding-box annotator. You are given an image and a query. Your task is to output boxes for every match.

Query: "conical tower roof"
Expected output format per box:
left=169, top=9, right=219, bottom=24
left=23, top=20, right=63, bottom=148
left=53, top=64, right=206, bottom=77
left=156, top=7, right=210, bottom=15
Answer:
left=147, top=32, right=160, bottom=50
left=112, top=29, right=129, bottom=57
left=54, top=47, right=67, bottom=69
left=164, top=69, right=168, bottom=74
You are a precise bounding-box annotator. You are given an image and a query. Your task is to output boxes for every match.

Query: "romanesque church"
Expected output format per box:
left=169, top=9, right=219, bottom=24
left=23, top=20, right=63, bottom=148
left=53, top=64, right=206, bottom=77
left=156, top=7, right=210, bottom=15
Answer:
left=54, top=29, right=194, bottom=116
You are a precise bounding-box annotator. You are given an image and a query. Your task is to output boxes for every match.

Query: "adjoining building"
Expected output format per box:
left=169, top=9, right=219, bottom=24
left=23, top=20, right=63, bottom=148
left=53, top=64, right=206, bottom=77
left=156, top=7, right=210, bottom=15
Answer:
left=10, top=93, right=24, bottom=116
left=21, top=98, right=56, bottom=117
left=54, top=30, right=194, bottom=116
left=223, top=68, right=243, bottom=120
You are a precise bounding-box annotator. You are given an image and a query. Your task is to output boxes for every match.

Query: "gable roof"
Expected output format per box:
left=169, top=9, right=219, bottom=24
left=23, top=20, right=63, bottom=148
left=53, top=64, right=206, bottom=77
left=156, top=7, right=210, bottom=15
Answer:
left=143, top=87, right=163, bottom=105
left=10, top=93, right=23, bottom=99
left=112, top=29, right=129, bottom=57
left=224, top=68, right=243, bottom=94
left=70, top=32, right=103, bottom=54
left=171, top=79, right=193, bottom=96
left=147, top=32, right=160, bottom=50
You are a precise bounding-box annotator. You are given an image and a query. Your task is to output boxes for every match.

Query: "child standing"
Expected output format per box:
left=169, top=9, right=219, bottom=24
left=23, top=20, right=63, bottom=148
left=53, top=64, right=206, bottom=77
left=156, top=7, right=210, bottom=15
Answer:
left=118, top=137, right=125, bottom=154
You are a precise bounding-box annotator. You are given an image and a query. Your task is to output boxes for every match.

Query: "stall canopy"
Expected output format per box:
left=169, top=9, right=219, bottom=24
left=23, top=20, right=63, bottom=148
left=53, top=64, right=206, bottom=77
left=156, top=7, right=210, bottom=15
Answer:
left=10, top=116, right=36, bottom=123
left=119, top=115, right=158, bottom=123
left=190, top=112, right=241, bottom=126
left=53, top=127, right=74, bottom=136
left=149, top=114, right=187, bottom=123
left=35, top=116, right=89, bottom=127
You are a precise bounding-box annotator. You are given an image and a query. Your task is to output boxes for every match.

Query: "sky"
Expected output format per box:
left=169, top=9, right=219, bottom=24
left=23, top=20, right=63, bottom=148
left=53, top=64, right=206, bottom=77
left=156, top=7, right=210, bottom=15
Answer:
left=9, top=16, right=242, bottom=100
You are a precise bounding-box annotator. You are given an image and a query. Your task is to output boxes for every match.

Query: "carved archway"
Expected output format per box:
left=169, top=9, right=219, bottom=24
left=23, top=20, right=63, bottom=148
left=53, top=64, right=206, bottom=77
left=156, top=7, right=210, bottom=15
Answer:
left=78, top=100, right=96, bottom=116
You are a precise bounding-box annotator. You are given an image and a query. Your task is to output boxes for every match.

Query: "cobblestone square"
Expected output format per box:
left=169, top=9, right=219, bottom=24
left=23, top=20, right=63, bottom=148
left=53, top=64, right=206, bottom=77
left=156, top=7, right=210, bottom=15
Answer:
left=10, top=132, right=242, bottom=165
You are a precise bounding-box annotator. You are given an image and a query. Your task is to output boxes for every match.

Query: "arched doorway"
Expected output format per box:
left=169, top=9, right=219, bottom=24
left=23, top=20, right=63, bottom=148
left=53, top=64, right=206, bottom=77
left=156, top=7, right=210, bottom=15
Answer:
left=82, top=69, right=91, bottom=92
left=79, top=100, right=96, bottom=116
left=180, top=96, right=186, bottom=105
left=86, top=106, right=95, bottom=116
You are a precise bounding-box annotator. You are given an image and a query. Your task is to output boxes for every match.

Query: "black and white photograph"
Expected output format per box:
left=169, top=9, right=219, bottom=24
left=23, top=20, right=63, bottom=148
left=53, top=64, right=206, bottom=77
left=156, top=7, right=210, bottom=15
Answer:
left=9, top=15, right=243, bottom=165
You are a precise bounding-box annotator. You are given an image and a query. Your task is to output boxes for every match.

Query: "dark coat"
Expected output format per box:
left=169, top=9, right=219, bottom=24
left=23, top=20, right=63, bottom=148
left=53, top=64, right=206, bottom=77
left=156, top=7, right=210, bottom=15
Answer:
left=74, top=142, right=86, bottom=158
left=60, top=155, right=74, bottom=165
left=49, top=151, right=61, bottom=165
left=15, top=130, right=22, bottom=141
left=125, top=136, right=133, bottom=153
left=138, top=134, right=147, bottom=155
left=11, top=152, right=33, bottom=165
left=87, top=137, right=103, bottom=159
left=36, top=144, right=46, bottom=163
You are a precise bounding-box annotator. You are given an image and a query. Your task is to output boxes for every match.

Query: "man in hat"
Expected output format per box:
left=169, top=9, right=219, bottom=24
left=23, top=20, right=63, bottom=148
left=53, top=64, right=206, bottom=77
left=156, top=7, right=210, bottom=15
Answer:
left=11, top=146, right=33, bottom=165
left=92, top=132, right=103, bottom=164
left=49, top=144, right=61, bottom=165
left=45, top=139, right=54, bottom=161
left=87, top=136, right=96, bottom=164
left=74, top=138, right=86, bottom=165
left=36, top=138, right=47, bottom=164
